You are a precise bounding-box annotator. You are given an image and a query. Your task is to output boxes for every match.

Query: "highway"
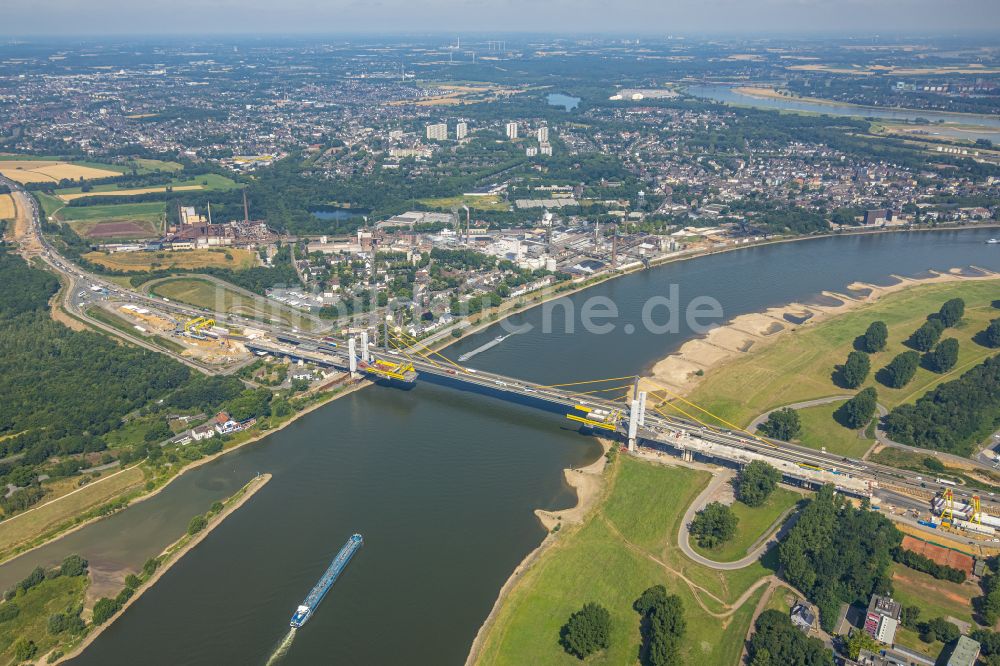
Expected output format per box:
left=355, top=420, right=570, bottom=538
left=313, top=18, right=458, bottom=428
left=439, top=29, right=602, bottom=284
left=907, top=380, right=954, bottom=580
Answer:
left=8, top=177, right=999, bottom=535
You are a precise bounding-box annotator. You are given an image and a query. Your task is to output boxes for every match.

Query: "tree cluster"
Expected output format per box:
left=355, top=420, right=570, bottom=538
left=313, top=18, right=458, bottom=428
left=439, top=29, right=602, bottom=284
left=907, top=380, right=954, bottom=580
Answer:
left=879, top=351, right=919, bottom=388
left=908, top=318, right=944, bottom=352
left=746, top=610, right=833, bottom=666
left=633, top=585, right=686, bottom=666
left=758, top=408, right=801, bottom=441
left=737, top=460, right=782, bottom=507
left=777, top=486, right=901, bottom=630
left=883, top=355, right=1000, bottom=455
left=835, top=387, right=878, bottom=429
left=560, top=603, right=611, bottom=659
left=690, top=502, right=738, bottom=548
left=860, top=321, right=888, bottom=353
left=925, top=338, right=959, bottom=373
left=840, top=350, right=870, bottom=389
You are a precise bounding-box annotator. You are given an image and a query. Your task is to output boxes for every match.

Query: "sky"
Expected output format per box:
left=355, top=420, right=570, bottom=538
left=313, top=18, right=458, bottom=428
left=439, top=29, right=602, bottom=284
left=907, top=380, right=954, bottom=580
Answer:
left=2, top=0, right=998, bottom=36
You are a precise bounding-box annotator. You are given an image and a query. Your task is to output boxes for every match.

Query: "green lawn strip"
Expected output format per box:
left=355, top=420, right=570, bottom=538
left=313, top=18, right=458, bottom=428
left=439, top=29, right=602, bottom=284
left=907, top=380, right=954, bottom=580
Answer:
left=691, top=488, right=800, bottom=562
left=685, top=279, right=1000, bottom=429
left=794, top=401, right=873, bottom=458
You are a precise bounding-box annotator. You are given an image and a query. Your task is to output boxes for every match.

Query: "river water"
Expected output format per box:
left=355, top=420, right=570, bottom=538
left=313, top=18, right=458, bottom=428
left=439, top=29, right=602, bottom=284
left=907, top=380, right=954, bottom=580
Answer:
left=3, top=229, right=995, bottom=665
left=686, top=84, right=1000, bottom=142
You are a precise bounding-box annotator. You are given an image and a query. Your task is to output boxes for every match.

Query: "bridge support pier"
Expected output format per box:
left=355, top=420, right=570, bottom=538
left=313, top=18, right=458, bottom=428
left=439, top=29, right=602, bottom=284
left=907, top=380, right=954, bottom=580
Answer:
left=681, top=450, right=693, bottom=463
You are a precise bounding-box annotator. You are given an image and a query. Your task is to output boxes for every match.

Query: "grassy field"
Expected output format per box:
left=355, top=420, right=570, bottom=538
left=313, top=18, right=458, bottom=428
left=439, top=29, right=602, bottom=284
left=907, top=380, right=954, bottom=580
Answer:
left=794, top=401, right=874, bottom=458
left=150, top=277, right=292, bottom=326
left=692, top=487, right=801, bottom=562
left=56, top=185, right=202, bottom=202
left=84, top=248, right=256, bottom=272
left=0, top=573, right=87, bottom=663
left=890, top=562, right=977, bottom=624
left=417, top=194, right=510, bottom=212
left=0, top=465, right=145, bottom=561
left=57, top=201, right=164, bottom=223
left=475, top=457, right=772, bottom=665
left=130, top=158, right=184, bottom=173
left=686, top=279, right=1000, bottom=430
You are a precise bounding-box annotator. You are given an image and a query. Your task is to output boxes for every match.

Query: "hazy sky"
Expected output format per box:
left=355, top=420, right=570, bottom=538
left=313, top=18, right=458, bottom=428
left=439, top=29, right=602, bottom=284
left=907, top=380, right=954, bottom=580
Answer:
left=3, top=0, right=998, bottom=36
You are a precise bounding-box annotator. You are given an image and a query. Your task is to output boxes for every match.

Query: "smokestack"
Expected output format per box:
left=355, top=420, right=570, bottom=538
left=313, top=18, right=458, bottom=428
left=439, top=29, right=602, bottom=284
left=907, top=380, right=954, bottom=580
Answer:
left=612, top=225, right=618, bottom=269
left=242, top=189, right=249, bottom=224
left=206, top=201, right=213, bottom=225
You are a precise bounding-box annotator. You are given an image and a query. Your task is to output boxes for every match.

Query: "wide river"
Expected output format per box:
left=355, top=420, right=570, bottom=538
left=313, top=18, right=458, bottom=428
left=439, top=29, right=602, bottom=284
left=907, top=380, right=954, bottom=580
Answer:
left=2, top=229, right=998, bottom=665
left=687, top=84, right=1000, bottom=142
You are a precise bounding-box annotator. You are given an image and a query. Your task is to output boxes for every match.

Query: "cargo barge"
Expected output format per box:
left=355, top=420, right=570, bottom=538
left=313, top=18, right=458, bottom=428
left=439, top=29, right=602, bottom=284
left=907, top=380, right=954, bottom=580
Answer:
left=290, top=533, right=363, bottom=628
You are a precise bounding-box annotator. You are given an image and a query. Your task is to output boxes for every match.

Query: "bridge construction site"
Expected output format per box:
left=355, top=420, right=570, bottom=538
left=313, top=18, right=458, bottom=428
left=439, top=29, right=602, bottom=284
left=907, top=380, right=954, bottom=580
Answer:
left=11, top=171, right=999, bottom=550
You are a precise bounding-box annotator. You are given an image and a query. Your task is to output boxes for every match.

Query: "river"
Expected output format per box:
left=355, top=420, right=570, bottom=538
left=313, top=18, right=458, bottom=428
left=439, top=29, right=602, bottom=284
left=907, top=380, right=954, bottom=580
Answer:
left=686, top=84, right=1000, bottom=142
left=3, top=228, right=996, bottom=665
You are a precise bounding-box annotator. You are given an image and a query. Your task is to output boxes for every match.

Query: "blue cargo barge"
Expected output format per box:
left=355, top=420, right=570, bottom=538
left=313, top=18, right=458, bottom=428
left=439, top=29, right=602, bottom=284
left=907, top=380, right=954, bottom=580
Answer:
left=290, top=533, right=363, bottom=628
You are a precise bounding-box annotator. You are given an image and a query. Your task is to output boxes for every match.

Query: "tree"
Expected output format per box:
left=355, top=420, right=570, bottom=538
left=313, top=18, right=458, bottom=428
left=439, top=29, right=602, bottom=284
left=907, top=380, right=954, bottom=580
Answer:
left=841, top=351, right=871, bottom=389
left=690, top=502, right=738, bottom=548
left=880, top=351, right=919, bottom=388
left=926, top=338, right=959, bottom=373
left=634, top=586, right=686, bottom=666
left=13, top=638, right=36, bottom=662
left=861, top=321, right=888, bottom=353
left=983, top=319, right=1000, bottom=349
left=142, top=557, right=160, bottom=577
left=92, top=597, right=120, bottom=625
left=909, top=318, right=944, bottom=352
left=143, top=419, right=172, bottom=443
left=124, top=574, right=141, bottom=590
left=938, top=298, right=965, bottom=328
left=901, top=605, right=921, bottom=629
left=919, top=616, right=960, bottom=644
left=187, top=514, right=208, bottom=535
left=837, top=387, right=878, bottom=429
left=759, top=408, right=801, bottom=441
left=48, top=612, right=67, bottom=635
left=60, top=554, right=88, bottom=577
left=747, top=610, right=833, bottom=666
left=737, top=461, right=782, bottom=507
left=560, top=603, right=611, bottom=659
left=846, top=629, right=879, bottom=659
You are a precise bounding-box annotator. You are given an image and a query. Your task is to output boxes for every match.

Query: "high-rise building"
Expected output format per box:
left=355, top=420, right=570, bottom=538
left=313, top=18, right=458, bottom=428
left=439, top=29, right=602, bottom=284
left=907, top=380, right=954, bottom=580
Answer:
left=456, top=122, right=468, bottom=139
left=426, top=123, right=448, bottom=140
left=537, top=126, right=549, bottom=143
left=505, top=122, right=518, bottom=140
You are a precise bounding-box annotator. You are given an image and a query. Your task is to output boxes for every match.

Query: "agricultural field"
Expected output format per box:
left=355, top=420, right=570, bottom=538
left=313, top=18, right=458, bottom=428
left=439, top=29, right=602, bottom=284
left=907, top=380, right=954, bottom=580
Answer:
left=686, top=278, right=1000, bottom=430
left=53, top=173, right=239, bottom=201
left=84, top=248, right=256, bottom=272
left=691, top=487, right=801, bottom=562
left=475, top=457, right=771, bottom=666
left=57, top=202, right=165, bottom=240
left=0, top=159, right=122, bottom=184
left=0, top=194, right=14, bottom=221
left=418, top=194, right=510, bottom=212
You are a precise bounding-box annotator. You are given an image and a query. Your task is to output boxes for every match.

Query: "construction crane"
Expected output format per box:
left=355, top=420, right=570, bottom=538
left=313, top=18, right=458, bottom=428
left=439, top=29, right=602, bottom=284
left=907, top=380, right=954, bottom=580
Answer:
left=184, top=317, right=216, bottom=335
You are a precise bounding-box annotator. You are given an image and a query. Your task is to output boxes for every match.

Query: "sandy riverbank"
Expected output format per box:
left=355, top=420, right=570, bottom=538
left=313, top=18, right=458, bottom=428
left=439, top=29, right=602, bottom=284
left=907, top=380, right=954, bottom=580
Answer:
left=52, top=473, right=272, bottom=664
left=641, top=268, right=1000, bottom=398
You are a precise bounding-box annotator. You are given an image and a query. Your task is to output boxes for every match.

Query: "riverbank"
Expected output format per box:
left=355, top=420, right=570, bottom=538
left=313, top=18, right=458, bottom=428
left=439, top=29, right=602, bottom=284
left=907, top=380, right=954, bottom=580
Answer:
left=643, top=268, right=1000, bottom=400
left=0, top=378, right=369, bottom=569
left=465, top=438, right=611, bottom=666
left=52, top=473, right=272, bottom=664
left=731, top=86, right=1000, bottom=124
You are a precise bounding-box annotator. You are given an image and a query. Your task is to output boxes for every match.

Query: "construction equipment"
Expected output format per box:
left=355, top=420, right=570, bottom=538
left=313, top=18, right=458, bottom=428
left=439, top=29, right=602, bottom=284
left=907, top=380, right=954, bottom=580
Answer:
left=184, top=316, right=216, bottom=335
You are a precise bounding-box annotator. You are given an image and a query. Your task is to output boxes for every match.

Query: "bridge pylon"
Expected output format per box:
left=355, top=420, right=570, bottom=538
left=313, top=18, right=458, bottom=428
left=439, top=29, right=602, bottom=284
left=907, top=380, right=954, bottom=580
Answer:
left=348, top=337, right=358, bottom=374
left=360, top=331, right=371, bottom=364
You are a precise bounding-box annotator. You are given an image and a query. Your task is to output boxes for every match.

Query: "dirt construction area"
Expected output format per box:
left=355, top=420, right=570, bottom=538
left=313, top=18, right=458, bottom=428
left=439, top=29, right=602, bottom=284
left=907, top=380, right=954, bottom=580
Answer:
left=116, top=304, right=250, bottom=365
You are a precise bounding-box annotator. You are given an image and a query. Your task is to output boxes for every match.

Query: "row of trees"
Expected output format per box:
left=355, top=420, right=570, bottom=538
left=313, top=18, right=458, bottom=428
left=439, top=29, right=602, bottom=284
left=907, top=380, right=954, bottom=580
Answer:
left=893, top=548, right=966, bottom=583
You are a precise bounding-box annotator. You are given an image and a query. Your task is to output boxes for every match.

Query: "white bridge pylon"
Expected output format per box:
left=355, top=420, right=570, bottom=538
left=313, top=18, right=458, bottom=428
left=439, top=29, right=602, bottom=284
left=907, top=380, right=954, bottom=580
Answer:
left=628, top=390, right=647, bottom=452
